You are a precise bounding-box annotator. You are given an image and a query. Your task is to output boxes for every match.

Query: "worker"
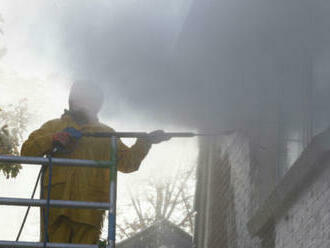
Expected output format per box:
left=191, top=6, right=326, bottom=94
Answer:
left=21, top=81, right=170, bottom=244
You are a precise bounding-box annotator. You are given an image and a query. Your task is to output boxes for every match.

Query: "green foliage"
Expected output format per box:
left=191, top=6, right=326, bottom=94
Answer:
left=97, top=239, right=107, bottom=248
left=0, top=100, right=29, bottom=178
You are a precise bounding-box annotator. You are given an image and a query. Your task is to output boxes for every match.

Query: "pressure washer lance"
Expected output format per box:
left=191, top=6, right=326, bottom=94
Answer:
left=15, top=130, right=236, bottom=246
left=82, top=130, right=237, bottom=139
left=82, top=130, right=236, bottom=248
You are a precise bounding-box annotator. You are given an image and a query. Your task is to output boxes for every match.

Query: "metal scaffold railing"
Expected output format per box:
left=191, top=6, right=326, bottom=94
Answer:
left=0, top=135, right=120, bottom=248
left=0, top=131, right=202, bottom=248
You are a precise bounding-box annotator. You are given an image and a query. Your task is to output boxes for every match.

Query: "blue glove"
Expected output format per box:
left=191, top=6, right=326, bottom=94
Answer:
left=63, top=127, right=83, bottom=140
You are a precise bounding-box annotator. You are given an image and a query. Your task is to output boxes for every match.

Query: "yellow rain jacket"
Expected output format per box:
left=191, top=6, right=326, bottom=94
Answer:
left=21, top=112, right=151, bottom=235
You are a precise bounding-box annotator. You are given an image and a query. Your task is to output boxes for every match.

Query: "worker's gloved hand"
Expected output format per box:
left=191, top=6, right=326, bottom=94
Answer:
left=147, top=130, right=171, bottom=144
left=52, top=127, right=82, bottom=149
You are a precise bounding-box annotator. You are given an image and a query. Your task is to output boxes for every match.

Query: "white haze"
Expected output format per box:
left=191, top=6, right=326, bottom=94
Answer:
left=2, top=0, right=330, bottom=242
left=3, top=0, right=330, bottom=133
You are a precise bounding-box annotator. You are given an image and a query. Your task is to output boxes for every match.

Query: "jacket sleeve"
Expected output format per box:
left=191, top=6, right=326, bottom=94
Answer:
left=117, top=138, right=152, bottom=173
left=21, top=120, right=63, bottom=157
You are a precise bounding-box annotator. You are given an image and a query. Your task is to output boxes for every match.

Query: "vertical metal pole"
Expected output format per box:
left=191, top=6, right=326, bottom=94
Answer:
left=44, top=155, right=53, bottom=248
left=108, top=137, right=118, bottom=248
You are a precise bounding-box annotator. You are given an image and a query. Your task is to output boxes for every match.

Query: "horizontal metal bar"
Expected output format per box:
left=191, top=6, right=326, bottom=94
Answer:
left=0, top=240, right=102, bottom=248
left=0, top=155, right=112, bottom=168
left=0, top=197, right=109, bottom=210
left=83, top=131, right=195, bottom=138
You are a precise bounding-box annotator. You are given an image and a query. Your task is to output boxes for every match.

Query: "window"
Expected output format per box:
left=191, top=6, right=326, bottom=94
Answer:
left=278, top=52, right=330, bottom=177
left=278, top=87, right=308, bottom=177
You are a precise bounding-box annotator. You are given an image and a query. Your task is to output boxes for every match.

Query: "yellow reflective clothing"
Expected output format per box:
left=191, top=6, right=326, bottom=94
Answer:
left=21, top=113, right=151, bottom=242
left=45, top=216, right=101, bottom=244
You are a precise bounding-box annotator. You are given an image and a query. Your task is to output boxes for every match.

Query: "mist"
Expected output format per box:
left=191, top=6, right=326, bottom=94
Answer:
left=10, top=0, right=330, bottom=132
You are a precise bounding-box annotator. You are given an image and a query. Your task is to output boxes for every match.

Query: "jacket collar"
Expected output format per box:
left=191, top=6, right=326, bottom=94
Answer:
left=61, top=109, right=99, bottom=126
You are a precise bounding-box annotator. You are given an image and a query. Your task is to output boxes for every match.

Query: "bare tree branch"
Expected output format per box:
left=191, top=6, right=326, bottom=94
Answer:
left=128, top=188, right=146, bottom=228
left=165, top=167, right=195, bottom=219
left=116, top=224, right=130, bottom=239
left=181, top=189, right=194, bottom=232
left=117, top=165, right=197, bottom=239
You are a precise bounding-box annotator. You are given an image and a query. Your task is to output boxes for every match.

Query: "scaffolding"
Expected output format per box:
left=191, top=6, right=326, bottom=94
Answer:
left=0, top=135, right=120, bottom=248
left=0, top=131, right=199, bottom=248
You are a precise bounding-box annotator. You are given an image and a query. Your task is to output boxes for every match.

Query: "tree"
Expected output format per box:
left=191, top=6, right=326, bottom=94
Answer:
left=0, top=100, right=29, bottom=178
left=116, top=165, right=196, bottom=240
left=0, top=13, right=29, bottom=178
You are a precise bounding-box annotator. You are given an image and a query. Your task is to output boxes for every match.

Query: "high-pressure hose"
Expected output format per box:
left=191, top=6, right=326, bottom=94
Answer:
left=16, top=167, right=43, bottom=241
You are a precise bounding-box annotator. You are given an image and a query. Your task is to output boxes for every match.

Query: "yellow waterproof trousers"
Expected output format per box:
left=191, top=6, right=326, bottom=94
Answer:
left=40, top=182, right=103, bottom=244
left=41, top=215, right=101, bottom=244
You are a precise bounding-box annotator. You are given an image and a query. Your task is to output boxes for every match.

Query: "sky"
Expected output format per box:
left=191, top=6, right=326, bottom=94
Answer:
left=0, top=0, right=197, bottom=241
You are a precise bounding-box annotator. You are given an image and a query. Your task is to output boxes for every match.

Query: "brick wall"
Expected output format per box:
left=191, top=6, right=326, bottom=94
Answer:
left=195, top=134, right=261, bottom=248
left=222, top=134, right=261, bottom=248
left=274, top=161, right=330, bottom=248
left=196, top=131, right=330, bottom=248
left=195, top=137, right=236, bottom=248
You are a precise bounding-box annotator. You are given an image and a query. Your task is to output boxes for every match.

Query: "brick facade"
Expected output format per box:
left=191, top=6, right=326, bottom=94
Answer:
left=195, top=134, right=261, bottom=248
left=195, top=130, right=330, bottom=248
left=275, top=163, right=330, bottom=248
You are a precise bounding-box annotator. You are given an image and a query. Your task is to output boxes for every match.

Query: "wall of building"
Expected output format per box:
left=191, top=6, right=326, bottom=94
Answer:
left=223, top=134, right=261, bottom=248
left=196, top=126, right=330, bottom=248
left=195, top=134, right=262, bottom=248
left=274, top=161, right=330, bottom=248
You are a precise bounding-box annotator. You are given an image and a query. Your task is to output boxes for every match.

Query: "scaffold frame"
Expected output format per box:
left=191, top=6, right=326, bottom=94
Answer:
left=0, top=135, right=119, bottom=248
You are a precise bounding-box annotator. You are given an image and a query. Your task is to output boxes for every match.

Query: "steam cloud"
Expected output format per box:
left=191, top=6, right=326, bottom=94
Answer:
left=22, top=0, right=330, bottom=131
